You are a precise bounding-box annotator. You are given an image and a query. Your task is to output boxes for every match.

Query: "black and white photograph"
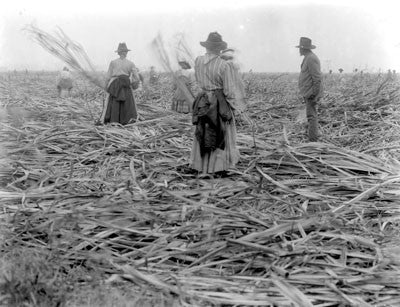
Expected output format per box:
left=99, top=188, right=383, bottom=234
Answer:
left=1, top=0, right=400, bottom=306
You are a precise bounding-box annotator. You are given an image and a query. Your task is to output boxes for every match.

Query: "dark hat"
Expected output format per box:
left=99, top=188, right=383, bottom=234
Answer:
left=295, top=37, right=316, bottom=49
left=200, top=32, right=227, bottom=50
left=115, top=42, right=131, bottom=53
left=178, top=60, right=191, bottom=69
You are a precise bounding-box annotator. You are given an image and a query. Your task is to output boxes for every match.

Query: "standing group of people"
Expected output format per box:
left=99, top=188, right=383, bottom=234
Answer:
left=60, top=33, right=323, bottom=176
left=188, top=33, right=323, bottom=175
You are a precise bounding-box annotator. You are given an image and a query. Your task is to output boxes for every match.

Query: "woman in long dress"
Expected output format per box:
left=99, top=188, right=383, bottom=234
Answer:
left=171, top=61, right=194, bottom=114
left=191, top=32, right=245, bottom=175
left=101, top=42, right=140, bottom=125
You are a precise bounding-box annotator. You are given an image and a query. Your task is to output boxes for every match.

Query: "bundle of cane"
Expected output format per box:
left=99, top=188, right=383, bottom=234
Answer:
left=219, top=48, right=255, bottom=131
left=24, top=24, right=104, bottom=90
left=150, top=33, right=194, bottom=103
left=173, top=32, right=195, bottom=68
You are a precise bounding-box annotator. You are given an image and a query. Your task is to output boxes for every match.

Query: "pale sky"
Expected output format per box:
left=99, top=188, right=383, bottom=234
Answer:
left=1, top=0, right=400, bottom=72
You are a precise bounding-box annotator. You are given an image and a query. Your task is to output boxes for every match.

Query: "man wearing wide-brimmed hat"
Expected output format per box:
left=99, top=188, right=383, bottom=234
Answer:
left=296, top=37, right=323, bottom=142
left=191, top=32, right=245, bottom=175
left=101, top=42, right=141, bottom=125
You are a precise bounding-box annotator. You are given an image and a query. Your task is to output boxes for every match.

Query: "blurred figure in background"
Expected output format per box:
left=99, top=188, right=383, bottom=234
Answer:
left=171, top=60, right=194, bottom=113
left=57, top=66, right=73, bottom=97
left=101, top=42, right=140, bottom=125
left=386, top=69, right=393, bottom=81
left=149, top=66, right=159, bottom=85
left=220, top=48, right=247, bottom=115
left=296, top=37, right=323, bottom=142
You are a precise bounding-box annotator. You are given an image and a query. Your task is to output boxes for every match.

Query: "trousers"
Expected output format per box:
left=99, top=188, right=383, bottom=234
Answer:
left=305, top=98, right=318, bottom=141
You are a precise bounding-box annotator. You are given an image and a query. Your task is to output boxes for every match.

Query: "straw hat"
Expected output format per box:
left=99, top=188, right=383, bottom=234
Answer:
left=115, top=42, right=131, bottom=53
left=295, top=37, right=316, bottom=49
left=200, top=32, right=227, bottom=50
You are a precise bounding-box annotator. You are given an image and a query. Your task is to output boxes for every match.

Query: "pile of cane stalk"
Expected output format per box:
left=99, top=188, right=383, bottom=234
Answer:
left=0, top=71, right=399, bottom=306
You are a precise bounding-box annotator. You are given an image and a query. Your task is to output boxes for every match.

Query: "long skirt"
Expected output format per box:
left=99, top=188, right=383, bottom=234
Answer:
left=190, top=118, right=239, bottom=174
left=171, top=99, right=191, bottom=113
left=103, top=89, right=137, bottom=125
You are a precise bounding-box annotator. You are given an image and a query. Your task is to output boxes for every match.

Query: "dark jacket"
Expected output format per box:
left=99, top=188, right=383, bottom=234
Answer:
left=192, top=89, right=232, bottom=156
left=299, top=51, right=323, bottom=100
left=107, top=75, right=131, bottom=102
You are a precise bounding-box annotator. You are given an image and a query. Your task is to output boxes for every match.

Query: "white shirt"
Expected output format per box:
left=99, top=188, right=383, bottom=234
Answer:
left=106, top=58, right=139, bottom=80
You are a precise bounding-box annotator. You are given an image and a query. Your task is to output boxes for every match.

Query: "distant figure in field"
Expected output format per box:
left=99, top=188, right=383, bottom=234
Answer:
left=296, top=37, right=323, bottom=142
left=338, top=68, right=344, bottom=74
left=149, top=66, right=159, bottom=85
left=101, top=42, right=140, bottom=125
left=387, top=69, right=393, bottom=81
left=171, top=60, right=194, bottom=113
left=57, top=66, right=73, bottom=97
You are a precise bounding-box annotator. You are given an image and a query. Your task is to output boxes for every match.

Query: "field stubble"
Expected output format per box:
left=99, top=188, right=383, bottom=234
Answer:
left=0, top=71, right=399, bottom=306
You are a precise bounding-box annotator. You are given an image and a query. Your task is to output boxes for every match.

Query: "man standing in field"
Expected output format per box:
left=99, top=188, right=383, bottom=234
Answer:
left=296, top=37, right=323, bottom=142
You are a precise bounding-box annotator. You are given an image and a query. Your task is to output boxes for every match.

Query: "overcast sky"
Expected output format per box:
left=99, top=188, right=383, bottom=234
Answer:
left=1, top=0, right=400, bottom=72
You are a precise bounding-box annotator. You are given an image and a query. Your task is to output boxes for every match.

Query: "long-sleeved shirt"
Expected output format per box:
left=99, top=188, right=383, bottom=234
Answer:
left=106, top=58, right=139, bottom=87
left=194, top=53, right=243, bottom=111
left=298, top=51, right=323, bottom=99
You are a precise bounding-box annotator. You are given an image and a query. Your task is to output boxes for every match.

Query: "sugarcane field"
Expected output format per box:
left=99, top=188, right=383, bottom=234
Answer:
left=1, top=1, right=400, bottom=307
